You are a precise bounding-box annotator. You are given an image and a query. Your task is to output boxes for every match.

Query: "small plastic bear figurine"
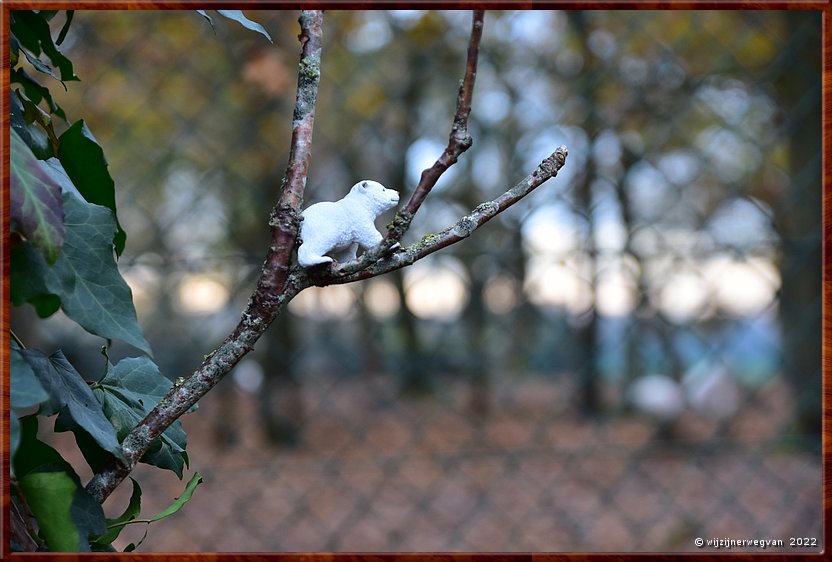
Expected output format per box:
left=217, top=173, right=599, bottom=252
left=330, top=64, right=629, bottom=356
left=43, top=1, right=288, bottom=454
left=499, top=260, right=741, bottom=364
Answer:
left=297, top=180, right=400, bottom=267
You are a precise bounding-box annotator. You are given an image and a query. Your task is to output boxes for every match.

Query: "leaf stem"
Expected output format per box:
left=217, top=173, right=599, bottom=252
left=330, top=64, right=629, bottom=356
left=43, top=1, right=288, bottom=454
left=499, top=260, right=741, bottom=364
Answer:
left=106, top=518, right=150, bottom=530
left=10, top=329, right=26, bottom=349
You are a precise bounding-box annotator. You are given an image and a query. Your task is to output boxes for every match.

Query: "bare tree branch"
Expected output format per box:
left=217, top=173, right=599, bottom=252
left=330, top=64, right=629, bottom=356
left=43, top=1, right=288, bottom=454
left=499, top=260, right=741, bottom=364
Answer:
left=399, top=9, right=483, bottom=219
left=85, top=10, right=324, bottom=504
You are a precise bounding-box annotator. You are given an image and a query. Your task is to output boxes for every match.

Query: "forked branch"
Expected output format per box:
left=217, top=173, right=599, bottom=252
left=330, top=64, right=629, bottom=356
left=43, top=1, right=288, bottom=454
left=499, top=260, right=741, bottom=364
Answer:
left=333, top=10, right=485, bottom=277
left=86, top=9, right=567, bottom=506
left=86, top=10, right=324, bottom=504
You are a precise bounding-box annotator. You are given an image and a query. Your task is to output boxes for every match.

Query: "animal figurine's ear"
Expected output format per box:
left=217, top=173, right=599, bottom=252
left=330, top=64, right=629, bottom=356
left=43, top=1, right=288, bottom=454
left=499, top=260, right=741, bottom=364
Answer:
left=360, top=181, right=368, bottom=191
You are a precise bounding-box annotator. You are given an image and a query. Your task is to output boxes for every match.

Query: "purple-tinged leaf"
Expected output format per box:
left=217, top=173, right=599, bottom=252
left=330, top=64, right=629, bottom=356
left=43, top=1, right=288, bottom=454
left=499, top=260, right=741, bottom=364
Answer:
left=10, top=129, right=64, bottom=264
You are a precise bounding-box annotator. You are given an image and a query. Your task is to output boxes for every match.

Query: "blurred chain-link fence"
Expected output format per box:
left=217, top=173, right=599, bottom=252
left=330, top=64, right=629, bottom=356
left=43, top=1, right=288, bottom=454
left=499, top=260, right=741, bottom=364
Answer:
left=15, top=9, right=822, bottom=552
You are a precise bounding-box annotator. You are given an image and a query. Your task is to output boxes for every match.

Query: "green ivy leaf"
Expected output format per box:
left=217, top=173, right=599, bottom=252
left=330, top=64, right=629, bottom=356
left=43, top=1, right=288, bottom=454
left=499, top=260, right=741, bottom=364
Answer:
left=14, top=417, right=107, bottom=552
left=12, top=68, right=68, bottom=119
left=141, top=444, right=186, bottom=479
left=57, top=415, right=112, bottom=474
left=11, top=12, right=44, bottom=56
left=19, top=469, right=106, bottom=552
left=11, top=89, right=53, bottom=159
left=10, top=347, right=49, bottom=411
left=13, top=415, right=62, bottom=477
left=10, top=129, right=64, bottom=264
left=12, top=11, right=79, bottom=82
left=44, top=192, right=151, bottom=354
left=57, top=120, right=126, bottom=255
left=19, top=45, right=62, bottom=84
left=197, top=10, right=272, bottom=43
left=18, top=347, right=125, bottom=463
left=70, top=485, right=108, bottom=552
left=19, top=468, right=82, bottom=551
left=95, top=357, right=188, bottom=477
left=56, top=11, right=75, bottom=46
left=10, top=241, right=61, bottom=317
left=148, top=472, right=203, bottom=522
left=91, top=478, right=142, bottom=549
left=11, top=195, right=152, bottom=351
left=16, top=90, right=60, bottom=152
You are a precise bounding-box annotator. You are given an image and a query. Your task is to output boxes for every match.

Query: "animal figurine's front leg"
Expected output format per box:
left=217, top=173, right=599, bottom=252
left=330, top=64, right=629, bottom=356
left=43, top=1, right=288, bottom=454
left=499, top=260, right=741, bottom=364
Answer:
left=354, top=228, right=384, bottom=255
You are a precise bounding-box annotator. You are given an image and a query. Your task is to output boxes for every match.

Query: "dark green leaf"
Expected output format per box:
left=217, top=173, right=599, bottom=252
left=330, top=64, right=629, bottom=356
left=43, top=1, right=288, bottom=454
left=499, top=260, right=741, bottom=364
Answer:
left=19, top=46, right=62, bottom=84
left=12, top=69, right=67, bottom=119
left=18, top=347, right=125, bottom=462
left=10, top=347, right=49, bottom=411
left=11, top=12, right=44, bottom=56
left=57, top=120, right=126, bottom=254
left=56, top=11, right=75, bottom=46
left=141, top=445, right=185, bottom=478
left=54, top=414, right=112, bottom=474
left=149, top=472, right=203, bottom=522
left=44, top=192, right=151, bottom=354
left=13, top=415, right=62, bottom=477
left=16, top=90, right=60, bottom=151
left=70, top=486, right=108, bottom=550
left=11, top=89, right=53, bottom=159
left=91, top=478, right=142, bottom=548
left=10, top=128, right=64, bottom=264
left=29, top=294, right=61, bottom=317
left=12, top=11, right=78, bottom=82
left=11, top=33, right=20, bottom=66
left=95, top=357, right=187, bottom=476
left=10, top=241, right=61, bottom=317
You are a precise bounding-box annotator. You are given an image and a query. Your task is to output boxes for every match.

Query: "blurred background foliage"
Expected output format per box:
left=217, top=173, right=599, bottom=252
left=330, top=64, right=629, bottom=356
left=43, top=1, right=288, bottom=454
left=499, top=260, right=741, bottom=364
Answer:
left=13, top=9, right=821, bottom=552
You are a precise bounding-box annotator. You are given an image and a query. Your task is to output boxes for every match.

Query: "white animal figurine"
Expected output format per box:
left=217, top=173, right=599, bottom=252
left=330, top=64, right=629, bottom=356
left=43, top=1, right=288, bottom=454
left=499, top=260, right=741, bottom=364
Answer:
left=297, top=180, right=399, bottom=267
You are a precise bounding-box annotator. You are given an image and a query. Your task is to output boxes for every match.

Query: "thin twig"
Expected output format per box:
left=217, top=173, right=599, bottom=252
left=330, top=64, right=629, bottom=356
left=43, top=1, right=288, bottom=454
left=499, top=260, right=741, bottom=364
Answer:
left=332, top=10, right=485, bottom=277
left=399, top=8, right=483, bottom=219
left=85, top=10, right=325, bottom=505
left=10, top=329, right=26, bottom=349
left=305, top=146, right=568, bottom=287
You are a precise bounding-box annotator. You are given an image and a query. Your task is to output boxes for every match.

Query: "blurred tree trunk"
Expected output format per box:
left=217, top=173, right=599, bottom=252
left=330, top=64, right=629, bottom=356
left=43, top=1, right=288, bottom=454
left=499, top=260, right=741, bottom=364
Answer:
left=458, top=182, right=491, bottom=417
left=465, top=268, right=490, bottom=417
left=775, top=12, right=822, bottom=435
left=617, top=146, right=647, bottom=389
left=392, top=45, right=433, bottom=396
left=393, top=268, right=433, bottom=395
left=257, top=311, right=304, bottom=446
left=569, top=11, right=601, bottom=415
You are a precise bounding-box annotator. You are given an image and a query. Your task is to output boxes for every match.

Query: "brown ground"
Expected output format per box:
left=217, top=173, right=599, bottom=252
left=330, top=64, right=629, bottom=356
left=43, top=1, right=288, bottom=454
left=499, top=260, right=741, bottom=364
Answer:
left=76, top=372, right=820, bottom=553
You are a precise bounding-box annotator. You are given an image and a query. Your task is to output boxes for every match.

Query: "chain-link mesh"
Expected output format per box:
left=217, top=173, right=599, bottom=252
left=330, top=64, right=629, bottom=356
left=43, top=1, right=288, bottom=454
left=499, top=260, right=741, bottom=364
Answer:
left=15, top=9, right=822, bottom=552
